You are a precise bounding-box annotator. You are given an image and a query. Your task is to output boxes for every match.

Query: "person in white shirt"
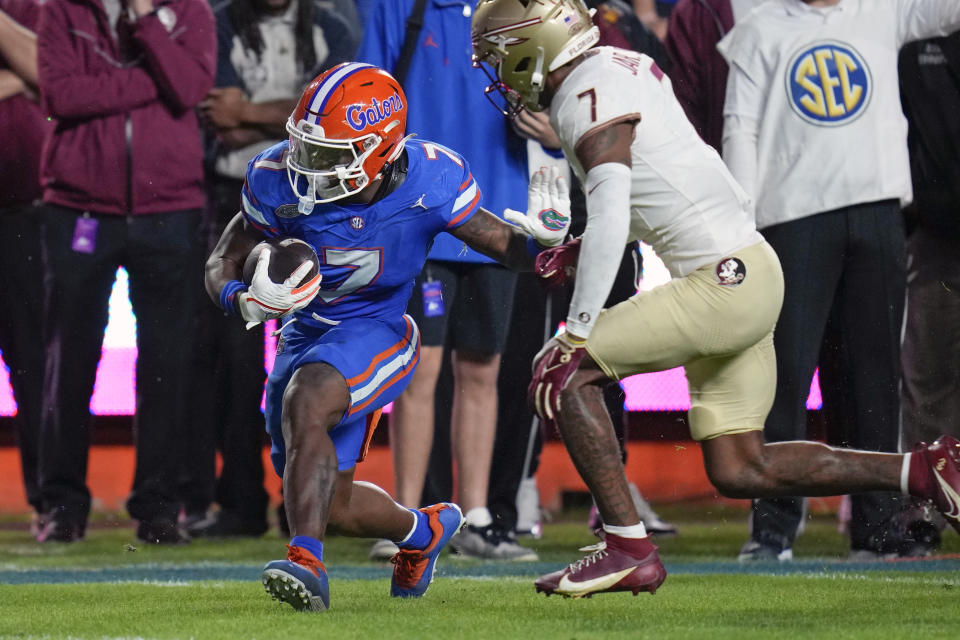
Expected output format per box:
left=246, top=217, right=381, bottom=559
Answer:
left=472, top=0, right=960, bottom=599
left=719, top=0, right=960, bottom=562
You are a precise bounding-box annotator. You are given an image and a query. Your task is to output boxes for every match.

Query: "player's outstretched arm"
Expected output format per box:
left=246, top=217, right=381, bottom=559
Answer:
left=453, top=165, right=572, bottom=271
left=450, top=208, right=536, bottom=272
left=204, top=212, right=266, bottom=306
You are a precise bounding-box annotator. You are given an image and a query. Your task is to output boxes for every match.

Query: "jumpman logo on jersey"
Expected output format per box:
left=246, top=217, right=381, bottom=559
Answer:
left=411, top=194, right=428, bottom=210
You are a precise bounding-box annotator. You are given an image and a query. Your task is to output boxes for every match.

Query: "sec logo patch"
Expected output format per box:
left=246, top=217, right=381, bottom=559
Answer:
left=786, top=41, right=871, bottom=126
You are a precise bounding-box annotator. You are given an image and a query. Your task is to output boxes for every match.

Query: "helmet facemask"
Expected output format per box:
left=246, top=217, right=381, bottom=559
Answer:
left=471, top=0, right=600, bottom=115
left=473, top=43, right=547, bottom=115
left=286, top=118, right=384, bottom=212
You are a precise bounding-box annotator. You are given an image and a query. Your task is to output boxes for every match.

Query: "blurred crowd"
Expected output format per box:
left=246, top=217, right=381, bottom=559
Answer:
left=1, top=0, right=957, bottom=562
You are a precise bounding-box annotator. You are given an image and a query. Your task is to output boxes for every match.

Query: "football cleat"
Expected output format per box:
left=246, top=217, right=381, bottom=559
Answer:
left=909, top=436, right=960, bottom=534
left=535, top=533, right=666, bottom=598
left=262, top=545, right=330, bottom=612
left=390, top=502, right=465, bottom=598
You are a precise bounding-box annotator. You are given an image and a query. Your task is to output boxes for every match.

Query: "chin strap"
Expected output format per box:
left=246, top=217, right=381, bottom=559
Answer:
left=298, top=192, right=316, bottom=215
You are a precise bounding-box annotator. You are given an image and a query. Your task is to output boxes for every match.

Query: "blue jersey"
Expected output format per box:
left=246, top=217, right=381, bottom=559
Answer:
left=240, top=138, right=481, bottom=326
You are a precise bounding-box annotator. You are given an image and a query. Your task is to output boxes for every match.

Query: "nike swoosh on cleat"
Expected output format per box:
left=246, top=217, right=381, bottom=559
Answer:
left=556, top=567, right=636, bottom=596
left=934, top=472, right=960, bottom=520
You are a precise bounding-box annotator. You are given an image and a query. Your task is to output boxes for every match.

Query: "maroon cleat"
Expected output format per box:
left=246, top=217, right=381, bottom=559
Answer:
left=909, top=436, right=960, bottom=534
left=534, top=533, right=666, bottom=598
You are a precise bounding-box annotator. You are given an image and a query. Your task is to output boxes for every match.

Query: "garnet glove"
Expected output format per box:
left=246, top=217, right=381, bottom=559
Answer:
left=529, top=330, right=588, bottom=421
left=534, top=237, right=581, bottom=288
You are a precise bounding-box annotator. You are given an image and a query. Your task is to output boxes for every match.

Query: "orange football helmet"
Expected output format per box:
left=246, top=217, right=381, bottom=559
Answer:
left=286, top=62, right=410, bottom=208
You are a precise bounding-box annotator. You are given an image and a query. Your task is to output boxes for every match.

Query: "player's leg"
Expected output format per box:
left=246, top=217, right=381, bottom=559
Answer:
left=702, top=426, right=960, bottom=533
left=263, top=316, right=462, bottom=609
left=278, top=361, right=351, bottom=539
left=534, top=360, right=665, bottom=597
left=685, top=276, right=960, bottom=540
left=534, top=241, right=782, bottom=597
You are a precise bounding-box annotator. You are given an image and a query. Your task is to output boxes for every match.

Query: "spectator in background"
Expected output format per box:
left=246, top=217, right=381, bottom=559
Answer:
left=896, top=33, right=960, bottom=555
left=632, top=0, right=669, bottom=41
left=179, top=0, right=357, bottom=539
left=358, top=0, right=541, bottom=562
left=665, top=0, right=765, bottom=153
left=0, top=0, right=52, bottom=536
left=719, top=0, right=960, bottom=561
left=35, top=0, right=215, bottom=544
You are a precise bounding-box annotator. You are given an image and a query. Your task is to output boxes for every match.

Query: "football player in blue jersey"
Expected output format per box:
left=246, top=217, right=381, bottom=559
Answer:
left=204, top=62, right=570, bottom=612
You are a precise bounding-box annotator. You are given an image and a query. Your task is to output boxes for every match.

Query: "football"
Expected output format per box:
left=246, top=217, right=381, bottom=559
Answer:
left=242, top=236, right=320, bottom=287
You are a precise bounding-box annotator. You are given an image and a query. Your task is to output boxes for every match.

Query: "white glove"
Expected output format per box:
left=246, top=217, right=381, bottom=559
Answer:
left=503, top=165, right=571, bottom=247
left=237, top=248, right=321, bottom=328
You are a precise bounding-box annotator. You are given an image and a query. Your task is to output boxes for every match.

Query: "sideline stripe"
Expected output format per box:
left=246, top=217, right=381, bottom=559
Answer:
left=4, top=558, right=960, bottom=585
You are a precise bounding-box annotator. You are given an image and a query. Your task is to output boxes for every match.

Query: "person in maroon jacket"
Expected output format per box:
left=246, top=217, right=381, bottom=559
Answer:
left=665, top=0, right=768, bottom=152
left=0, top=0, right=52, bottom=536
left=35, top=0, right=215, bottom=544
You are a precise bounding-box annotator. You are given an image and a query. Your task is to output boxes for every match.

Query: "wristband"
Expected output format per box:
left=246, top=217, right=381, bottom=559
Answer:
left=219, top=279, right=247, bottom=316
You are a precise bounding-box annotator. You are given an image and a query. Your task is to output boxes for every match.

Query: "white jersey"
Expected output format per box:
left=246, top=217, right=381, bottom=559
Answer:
left=719, top=0, right=960, bottom=229
left=550, top=46, right=763, bottom=279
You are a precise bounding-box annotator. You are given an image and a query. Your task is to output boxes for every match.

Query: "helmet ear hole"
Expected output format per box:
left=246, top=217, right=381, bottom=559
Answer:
left=514, top=57, right=531, bottom=73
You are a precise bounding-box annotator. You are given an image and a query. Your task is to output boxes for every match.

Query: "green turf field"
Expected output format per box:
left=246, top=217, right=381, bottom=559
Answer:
left=2, top=505, right=958, bottom=639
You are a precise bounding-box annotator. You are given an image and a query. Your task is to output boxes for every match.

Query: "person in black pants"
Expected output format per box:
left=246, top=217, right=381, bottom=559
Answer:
left=0, top=0, right=50, bottom=535
left=177, top=179, right=270, bottom=537
left=893, top=33, right=960, bottom=555
left=34, top=0, right=215, bottom=544
left=750, top=203, right=907, bottom=560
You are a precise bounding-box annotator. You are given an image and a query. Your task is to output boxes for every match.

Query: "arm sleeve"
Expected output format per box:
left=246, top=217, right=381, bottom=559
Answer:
left=132, top=0, right=216, bottom=113
left=896, top=0, right=960, bottom=47
left=565, top=162, right=632, bottom=338
left=722, top=114, right=758, bottom=214
left=721, top=61, right=763, bottom=210
left=38, top=1, right=160, bottom=118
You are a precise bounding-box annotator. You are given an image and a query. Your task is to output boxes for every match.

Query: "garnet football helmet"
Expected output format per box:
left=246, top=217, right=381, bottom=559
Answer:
left=471, top=0, right=599, bottom=114
left=286, top=62, right=409, bottom=209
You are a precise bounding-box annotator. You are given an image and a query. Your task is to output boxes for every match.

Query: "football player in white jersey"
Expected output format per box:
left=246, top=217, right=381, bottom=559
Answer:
left=472, top=0, right=960, bottom=599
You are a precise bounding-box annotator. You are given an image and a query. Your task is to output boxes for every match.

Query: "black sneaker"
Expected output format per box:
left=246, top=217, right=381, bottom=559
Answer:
left=187, top=511, right=268, bottom=538
left=737, top=539, right=793, bottom=562
left=36, top=517, right=85, bottom=543
left=137, top=518, right=190, bottom=545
